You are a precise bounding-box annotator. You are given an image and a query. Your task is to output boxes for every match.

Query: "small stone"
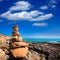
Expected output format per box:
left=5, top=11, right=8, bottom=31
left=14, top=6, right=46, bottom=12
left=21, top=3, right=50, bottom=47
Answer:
left=0, top=49, right=8, bottom=60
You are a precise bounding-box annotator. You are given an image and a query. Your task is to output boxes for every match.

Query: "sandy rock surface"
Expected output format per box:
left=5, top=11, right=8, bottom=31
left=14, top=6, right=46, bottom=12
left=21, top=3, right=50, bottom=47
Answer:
left=10, top=47, right=28, bottom=58
left=0, top=49, right=9, bottom=60
left=0, top=34, right=60, bottom=60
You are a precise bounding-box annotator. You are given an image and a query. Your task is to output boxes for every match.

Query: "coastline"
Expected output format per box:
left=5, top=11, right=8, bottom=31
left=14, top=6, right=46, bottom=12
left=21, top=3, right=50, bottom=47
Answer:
left=23, top=38, right=60, bottom=43
left=0, top=34, right=60, bottom=60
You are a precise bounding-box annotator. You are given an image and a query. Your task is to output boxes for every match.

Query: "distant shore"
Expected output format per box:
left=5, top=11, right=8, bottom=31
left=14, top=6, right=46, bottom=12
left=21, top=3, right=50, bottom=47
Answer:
left=23, top=38, right=60, bottom=42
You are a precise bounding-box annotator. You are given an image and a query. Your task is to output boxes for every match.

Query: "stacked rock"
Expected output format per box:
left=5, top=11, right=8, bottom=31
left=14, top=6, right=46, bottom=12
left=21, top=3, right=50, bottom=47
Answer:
left=10, top=25, right=28, bottom=58
left=12, top=25, right=22, bottom=42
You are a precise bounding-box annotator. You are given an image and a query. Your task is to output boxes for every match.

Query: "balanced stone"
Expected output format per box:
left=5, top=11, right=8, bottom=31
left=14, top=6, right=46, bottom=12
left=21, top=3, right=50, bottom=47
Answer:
left=12, top=25, right=22, bottom=42
left=10, top=25, right=28, bottom=58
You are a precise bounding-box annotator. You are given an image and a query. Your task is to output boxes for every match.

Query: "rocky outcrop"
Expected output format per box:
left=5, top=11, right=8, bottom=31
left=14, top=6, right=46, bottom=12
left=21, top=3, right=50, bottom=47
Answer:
left=0, top=34, right=60, bottom=60
left=0, top=34, right=10, bottom=49
left=0, top=49, right=9, bottom=60
left=27, top=42, right=60, bottom=60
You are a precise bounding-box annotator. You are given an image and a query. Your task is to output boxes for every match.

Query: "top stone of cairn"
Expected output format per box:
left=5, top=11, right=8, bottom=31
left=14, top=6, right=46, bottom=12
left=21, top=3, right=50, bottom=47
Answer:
left=12, top=25, right=18, bottom=31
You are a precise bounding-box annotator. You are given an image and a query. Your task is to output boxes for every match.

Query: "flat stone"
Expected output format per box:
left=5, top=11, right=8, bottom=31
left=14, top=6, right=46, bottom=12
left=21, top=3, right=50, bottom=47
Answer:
left=10, top=47, right=28, bottom=58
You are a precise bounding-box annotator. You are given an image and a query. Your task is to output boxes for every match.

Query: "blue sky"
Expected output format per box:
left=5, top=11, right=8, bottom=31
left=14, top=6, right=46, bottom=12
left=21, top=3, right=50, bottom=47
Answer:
left=0, top=0, right=60, bottom=38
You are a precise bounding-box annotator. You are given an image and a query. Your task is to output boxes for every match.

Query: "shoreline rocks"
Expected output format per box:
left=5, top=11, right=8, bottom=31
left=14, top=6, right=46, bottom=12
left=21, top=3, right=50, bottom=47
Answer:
left=28, top=42, right=60, bottom=60
left=0, top=49, right=9, bottom=60
left=0, top=34, right=60, bottom=60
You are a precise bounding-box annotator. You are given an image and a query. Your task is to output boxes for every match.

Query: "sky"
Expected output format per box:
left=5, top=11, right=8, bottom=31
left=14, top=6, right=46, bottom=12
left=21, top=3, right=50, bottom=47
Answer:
left=0, top=0, right=60, bottom=38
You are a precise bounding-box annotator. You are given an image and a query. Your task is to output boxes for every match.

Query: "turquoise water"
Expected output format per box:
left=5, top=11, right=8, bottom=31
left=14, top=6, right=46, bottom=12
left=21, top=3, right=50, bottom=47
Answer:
left=23, top=38, right=60, bottom=42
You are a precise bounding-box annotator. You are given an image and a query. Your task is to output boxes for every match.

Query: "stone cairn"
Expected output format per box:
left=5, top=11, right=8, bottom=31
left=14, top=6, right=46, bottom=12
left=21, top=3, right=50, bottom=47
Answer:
left=10, top=25, right=28, bottom=58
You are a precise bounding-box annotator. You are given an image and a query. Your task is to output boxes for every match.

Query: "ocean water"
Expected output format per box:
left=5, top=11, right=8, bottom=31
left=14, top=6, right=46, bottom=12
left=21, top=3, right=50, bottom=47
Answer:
left=23, top=38, right=60, bottom=42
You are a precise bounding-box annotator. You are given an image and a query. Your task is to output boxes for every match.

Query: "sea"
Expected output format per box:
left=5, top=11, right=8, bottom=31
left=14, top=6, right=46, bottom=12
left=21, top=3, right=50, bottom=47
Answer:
left=23, top=38, right=60, bottom=42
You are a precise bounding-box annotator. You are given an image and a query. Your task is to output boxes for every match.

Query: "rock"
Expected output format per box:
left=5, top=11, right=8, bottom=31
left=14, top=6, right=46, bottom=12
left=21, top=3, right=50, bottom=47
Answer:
left=0, top=34, right=60, bottom=60
left=11, top=42, right=28, bottom=48
left=12, top=25, right=22, bottom=42
left=0, top=34, right=10, bottom=48
left=10, top=25, right=28, bottom=58
left=26, top=50, right=41, bottom=60
left=0, top=49, right=9, bottom=60
left=10, top=47, right=28, bottom=58
left=27, top=42, right=60, bottom=60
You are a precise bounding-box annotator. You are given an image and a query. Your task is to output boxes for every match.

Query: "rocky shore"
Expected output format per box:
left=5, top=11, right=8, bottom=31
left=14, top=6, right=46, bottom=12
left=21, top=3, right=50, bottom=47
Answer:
left=0, top=34, right=60, bottom=60
left=28, top=42, right=60, bottom=60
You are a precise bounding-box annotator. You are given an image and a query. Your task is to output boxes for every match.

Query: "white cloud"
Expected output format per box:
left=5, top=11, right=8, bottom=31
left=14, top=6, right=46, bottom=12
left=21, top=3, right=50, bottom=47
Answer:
left=0, top=1, right=53, bottom=21
left=29, top=10, right=44, bottom=17
left=10, top=1, right=32, bottom=11
left=1, top=10, right=44, bottom=20
left=52, top=5, right=56, bottom=8
left=31, top=13, right=53, bottom=21
left=33, top=23, right=48, bottom=27
left=51, top=0, right=57, bottom=4
left=40, top=5, right=48, bottom=10
left=1, top=11, right=53, bottom=21
left=39, top=0, right=57, bottom=9
left=48, top=0, right=57, bottom=8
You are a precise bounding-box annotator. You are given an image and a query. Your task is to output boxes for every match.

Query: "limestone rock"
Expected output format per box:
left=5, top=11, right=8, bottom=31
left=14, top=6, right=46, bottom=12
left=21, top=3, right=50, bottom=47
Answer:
left=0, top=49, right=8, bottom=60
left=10, top=47, right=28, bottom=58
left=10, top=25, right=28, bottom=58
left=27, top=42, right=60, bottom=60
left=26, top=50, right=41, bottom=60
left=0, top=34, right=10, bottom=49
left=11, top=42, right=28, bottom=48
left=12, top=25, right=22, bottom=42
left=0, top=34, right=60, bottom=60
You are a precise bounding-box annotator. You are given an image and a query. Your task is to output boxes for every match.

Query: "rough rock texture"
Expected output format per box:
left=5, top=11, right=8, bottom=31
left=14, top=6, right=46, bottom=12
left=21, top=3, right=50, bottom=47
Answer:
left=0, top=49, right=9, bottom=60
left=0, top=34, right=60, bottom=60
left=0, top=34, right=10, bottom=49
left=10, top=25, right=28, bottom=58
left=10, top=47, right=28, bottom=58
left=27, top=42, right=60, bottom=60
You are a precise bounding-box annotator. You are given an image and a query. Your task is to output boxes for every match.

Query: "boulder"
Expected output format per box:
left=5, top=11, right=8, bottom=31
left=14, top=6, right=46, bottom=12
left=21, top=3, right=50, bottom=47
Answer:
left=0, top=34, right=10, bottom=48
left=11, top=42, right=28, bottom=48
left=10, top=47, right=28, bottom=58
left=0, top=49, right=8, bottom=60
